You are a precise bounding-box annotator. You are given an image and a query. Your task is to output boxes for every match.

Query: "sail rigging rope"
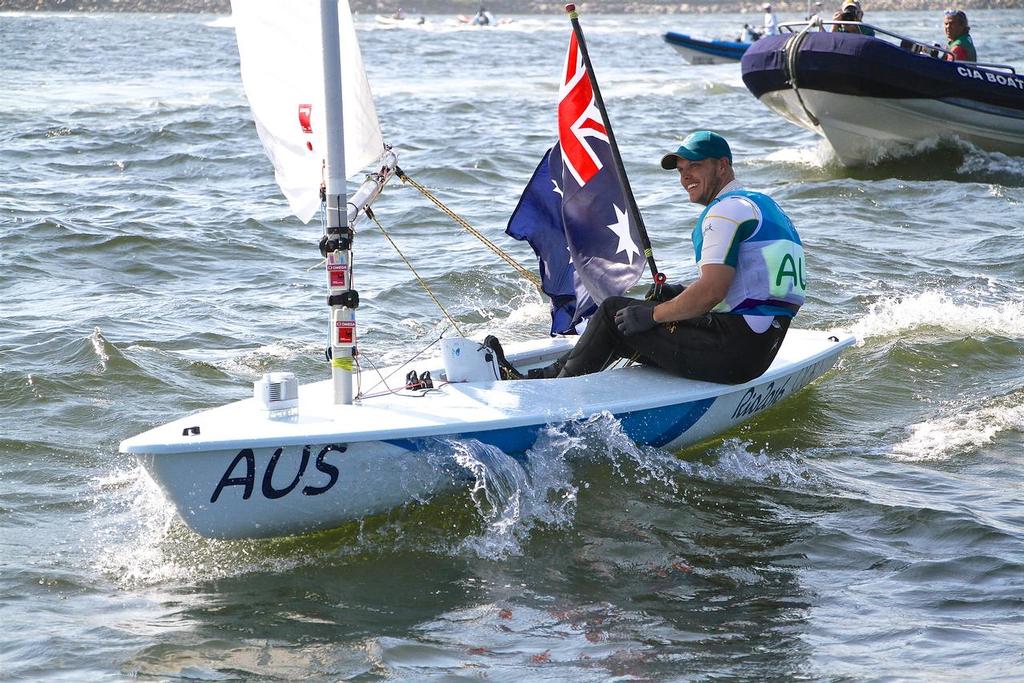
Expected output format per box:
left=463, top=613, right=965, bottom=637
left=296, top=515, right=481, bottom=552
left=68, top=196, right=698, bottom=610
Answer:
left=396, top=169, right=543, bottom=291
left=355, top=328, right=450, bottom=398
left=366, top=208, right=465, bottom=337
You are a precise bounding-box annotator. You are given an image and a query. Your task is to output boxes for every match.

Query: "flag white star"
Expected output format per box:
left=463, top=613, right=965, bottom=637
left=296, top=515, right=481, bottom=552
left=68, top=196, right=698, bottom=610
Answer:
left=606, top=204, right=640, bottom=265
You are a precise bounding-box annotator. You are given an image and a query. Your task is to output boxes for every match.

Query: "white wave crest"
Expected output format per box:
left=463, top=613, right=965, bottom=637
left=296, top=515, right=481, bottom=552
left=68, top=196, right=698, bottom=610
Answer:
left=178, top=339, right=323, bottom=379
left=90, top=465, right=191, bottom=586
left=892, top=394, right=1024, bottom=462
left=441, top=412, right=686, bottom=559
left=89, top=326, right=110, bottom=370
left=851, top=290, right=1024, bottom=341
left=763, top=140, right=835, bottom=168
left=956, top=144, right=1024, bottom=179
left=206, top=16, right=234, bottom=29
left=680, top=439, right=819, bottom=489
left=90, top=464, right=316, bottom=587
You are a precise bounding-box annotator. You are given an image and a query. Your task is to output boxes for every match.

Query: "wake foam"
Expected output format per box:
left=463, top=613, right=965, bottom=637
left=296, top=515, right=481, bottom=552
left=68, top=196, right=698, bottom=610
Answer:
left=956, top=146, right=1024, bottom=184
left=763, top=140, right=835, bottom=169
left=443, top=414, right=824, bottom=558
left=205, top=16, right=234, bottom=29
left=678, top=439, right=820, bottom=489
left=174, top=339, right=323, bottom=380
left=892, top=391, right=1024, bottom=462
left=90, top=463, right=334, bottom=587
left=851, top=290, right=1024, bottom=341
left=763, top=136, right=1024, bottom=184
left=437, top=436, right=577, bottom=559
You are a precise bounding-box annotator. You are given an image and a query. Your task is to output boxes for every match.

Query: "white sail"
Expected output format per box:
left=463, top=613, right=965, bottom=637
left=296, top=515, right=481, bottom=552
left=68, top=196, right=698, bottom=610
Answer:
left=231, top=0, right=385, bottom=223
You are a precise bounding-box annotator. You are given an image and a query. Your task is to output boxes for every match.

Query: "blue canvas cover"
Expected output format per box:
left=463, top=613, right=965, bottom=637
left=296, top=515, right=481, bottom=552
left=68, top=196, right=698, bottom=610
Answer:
left=741, top=32, right=1024, bottom=115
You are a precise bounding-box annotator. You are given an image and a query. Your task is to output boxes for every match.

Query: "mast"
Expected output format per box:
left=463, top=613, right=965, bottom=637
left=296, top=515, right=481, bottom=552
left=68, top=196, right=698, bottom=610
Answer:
left=320, top=0, right=357, bottom=405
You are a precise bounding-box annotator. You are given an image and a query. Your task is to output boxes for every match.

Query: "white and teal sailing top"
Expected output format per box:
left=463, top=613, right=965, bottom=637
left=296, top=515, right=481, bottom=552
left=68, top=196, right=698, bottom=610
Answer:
left=693, top=180, right=806, bottom=333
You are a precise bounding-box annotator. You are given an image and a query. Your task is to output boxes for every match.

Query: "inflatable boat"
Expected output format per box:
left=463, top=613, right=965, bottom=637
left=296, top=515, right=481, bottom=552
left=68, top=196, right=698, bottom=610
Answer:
left=741, top=21, right=1024, bottom=165
left=664, top=31, right=750, bottom=65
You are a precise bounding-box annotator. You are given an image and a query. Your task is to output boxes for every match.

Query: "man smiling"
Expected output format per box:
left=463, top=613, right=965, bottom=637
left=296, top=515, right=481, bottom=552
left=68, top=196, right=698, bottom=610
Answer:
left=527, top=131, right=806, bottom=384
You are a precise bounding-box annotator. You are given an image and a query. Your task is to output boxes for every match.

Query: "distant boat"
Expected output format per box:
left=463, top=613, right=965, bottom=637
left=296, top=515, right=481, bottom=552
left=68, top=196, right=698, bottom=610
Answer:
left=663, top=31, right=750, bottom=65
left=375, top=14, right=426, bottom=26
left=741, top=21, right=1024, bottom=165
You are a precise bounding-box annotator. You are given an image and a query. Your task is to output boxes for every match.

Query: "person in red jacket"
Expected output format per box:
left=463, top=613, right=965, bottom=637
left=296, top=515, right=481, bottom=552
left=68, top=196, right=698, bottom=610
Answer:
left=944, top=10, right=977, bottom=62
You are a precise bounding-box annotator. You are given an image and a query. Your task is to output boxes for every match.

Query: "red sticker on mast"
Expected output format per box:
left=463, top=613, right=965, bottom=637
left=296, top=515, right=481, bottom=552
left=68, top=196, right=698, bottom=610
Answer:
left=327, top=264, right=346, bottom=288
left=298, top=104, right=313, bottom=134
left=336, top=320, right=355, bottom=345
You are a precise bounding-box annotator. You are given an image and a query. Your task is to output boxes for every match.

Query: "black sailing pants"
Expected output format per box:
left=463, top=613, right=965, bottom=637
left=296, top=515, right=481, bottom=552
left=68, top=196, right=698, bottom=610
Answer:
left=555, top=296, right=790, bottom=384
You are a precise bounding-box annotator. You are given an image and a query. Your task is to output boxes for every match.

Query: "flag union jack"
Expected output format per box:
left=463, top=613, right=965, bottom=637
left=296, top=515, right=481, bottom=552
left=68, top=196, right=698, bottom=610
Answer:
left=506, top=27, right=644, bottom=334
left=558, top=32, right=608, bottom=188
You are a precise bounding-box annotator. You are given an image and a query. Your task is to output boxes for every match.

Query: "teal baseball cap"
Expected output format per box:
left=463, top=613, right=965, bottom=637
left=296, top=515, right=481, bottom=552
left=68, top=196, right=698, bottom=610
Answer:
left=660, top=131, right=733, bottom=169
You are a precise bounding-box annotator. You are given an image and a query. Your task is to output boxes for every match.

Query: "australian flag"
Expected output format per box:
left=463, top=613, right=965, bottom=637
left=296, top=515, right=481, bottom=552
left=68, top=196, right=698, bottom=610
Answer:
left=506, top=30, right=644, bottom=335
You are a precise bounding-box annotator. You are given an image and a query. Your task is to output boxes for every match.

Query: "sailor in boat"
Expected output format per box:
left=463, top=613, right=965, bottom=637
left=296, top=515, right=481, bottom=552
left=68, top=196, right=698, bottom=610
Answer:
left=472, top=6, right=492, bottom=26
left=943, top=9, right=977, bottom=62
left=831, top=0, right=875, bottom=36
left=489, top=131, right=806, bottom=384
left=739, top=23, right=762, bottom=43
left=763, top=3, right=779, bottom=37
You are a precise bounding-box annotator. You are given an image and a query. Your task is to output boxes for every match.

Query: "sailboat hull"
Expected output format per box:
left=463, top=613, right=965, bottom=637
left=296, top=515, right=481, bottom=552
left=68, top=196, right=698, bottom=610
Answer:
left=121, top=330, right=855, bottom=539
left=136, top=441, right=450, bottom=539
left=759, top=89, right=1024, bottom=166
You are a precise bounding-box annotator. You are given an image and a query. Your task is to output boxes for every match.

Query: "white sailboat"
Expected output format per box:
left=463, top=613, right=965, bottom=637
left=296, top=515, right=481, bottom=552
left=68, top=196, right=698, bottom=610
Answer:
left=119, top=0, right=856, bottom=540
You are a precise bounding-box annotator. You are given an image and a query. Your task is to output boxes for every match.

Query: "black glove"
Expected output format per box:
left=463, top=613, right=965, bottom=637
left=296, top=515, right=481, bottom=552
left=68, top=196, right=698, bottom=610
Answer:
left=644, top=282, right=685, bottom=302
left=614, top=302, right=658, bottom=336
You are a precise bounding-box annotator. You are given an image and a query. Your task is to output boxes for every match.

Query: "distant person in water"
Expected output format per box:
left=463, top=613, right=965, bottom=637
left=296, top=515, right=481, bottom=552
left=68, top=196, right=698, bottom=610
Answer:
left=763, top=3, right=779, bottom=36
left=486, top=132, right=806, bottom=384
left=944, top=10, right=977, bottom=62
left=832, top=0, right=875, bottom=36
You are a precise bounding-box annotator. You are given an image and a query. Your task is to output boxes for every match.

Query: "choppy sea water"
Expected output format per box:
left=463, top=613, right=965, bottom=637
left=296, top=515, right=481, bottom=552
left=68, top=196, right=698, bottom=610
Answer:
left=2, top=8, right=1023, bottom=681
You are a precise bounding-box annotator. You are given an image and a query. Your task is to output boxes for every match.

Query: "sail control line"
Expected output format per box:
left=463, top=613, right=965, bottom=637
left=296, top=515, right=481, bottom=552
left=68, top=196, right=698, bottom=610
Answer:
left=397, top=169, right=542, bottom=291
left=364, top=205, right=465, bottom=336
left=317, top=155, right=546, bottom=404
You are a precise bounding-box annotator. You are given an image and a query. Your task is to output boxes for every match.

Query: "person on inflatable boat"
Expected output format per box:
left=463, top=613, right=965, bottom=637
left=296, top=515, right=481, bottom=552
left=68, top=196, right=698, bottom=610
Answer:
left=943, top=10, right=977, bottom=62
left=487, top=132, right=806, bottom=384
left=762, top=3, right=779, bottom=36
left=831, top=0, right=875, bottom=36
